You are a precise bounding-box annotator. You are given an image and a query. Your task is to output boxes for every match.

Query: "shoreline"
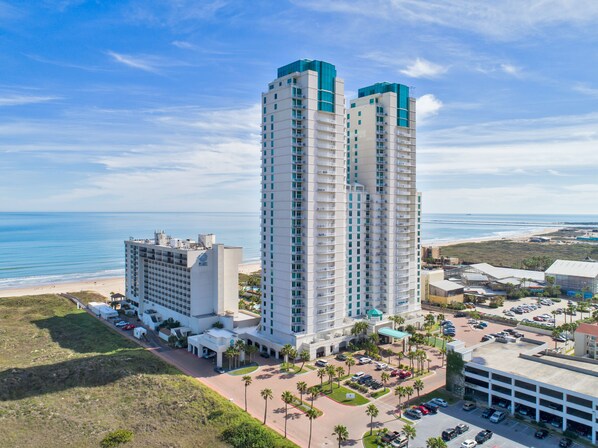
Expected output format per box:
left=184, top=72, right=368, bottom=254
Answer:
left=0, top=261, right=262, bottom=299
left=422, top=227, right=558, bottom=248
left=0, top=227, right=560, bottom=298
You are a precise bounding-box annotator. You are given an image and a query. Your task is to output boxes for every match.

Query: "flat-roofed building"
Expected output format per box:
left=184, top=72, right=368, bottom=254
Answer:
left=428, top=279, right=464, bottom=305
left=575, top=323, right=598, bottom=359
left=545, top=260, right=598, bottom=297
left=421, top=269, right=444, bottom=303
left=448, top=337, right=598, bottom=444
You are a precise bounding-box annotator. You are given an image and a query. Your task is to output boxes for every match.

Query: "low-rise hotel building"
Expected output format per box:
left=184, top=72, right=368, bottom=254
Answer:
left=447, top=338, right=598, bottom=444
left=575, top=323, right=598, bottom=359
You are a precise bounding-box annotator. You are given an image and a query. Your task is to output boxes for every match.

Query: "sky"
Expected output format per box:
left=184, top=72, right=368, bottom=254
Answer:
left=1, top=0, right=597, bottom=215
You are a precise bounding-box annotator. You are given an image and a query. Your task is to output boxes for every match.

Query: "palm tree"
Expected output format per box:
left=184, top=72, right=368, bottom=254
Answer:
left=403, top=423, right=416, bottom=447
left=280, top=344, right=293, bottom=367
left=296, top=381, right=307, bottom=404
left=365, top=404, right=379, bottom=436
left=435, top=313, right=445, bottom=324
left=407, top=351, right=416, bottom=373
left=345, top=356, right=356, bottom=375
left=426, top=436, right=447, bottom=448
left=288, top=348, right=298, bottom=367
left=439, top=347, right=447, bottom=367
left=413, top=379, right=424, bottom=397
left=390, top=314, right=405, bottom=330
left=404, top=385, right=414, bottom=405
left=317, top=368, right=326, bottom=387
left=351, top=321, right=369, bottom=341
left=306, top=408, right=318, bottom=448
left=380, top=372, right=390, bottom=392
left=299, top=350, right=310, bottom=371
left=224, top=346, right=236, bottom=370
left=308, top=386, right=319, bottom=406
left=335, top=366, right=345, bottom=387
left=245, top=344, right=258, bottom=363
left=552, top=327, right=562, bottom=349
left=235, top=340, right=246, bottom=366
left=397, top=351, right=405, bottom=368
left=394, top=386, right=406, bottom=416
left=281, top=391, right=293, bottom=438
left=425, top=356, right=432, bottom=372
left=332, top=424, right=349, bottom=448
left=242, top=375, right=252, bottom=412
left=326, top=364, right=336, bottom=393
left=260, top=388, right=273, bottom=424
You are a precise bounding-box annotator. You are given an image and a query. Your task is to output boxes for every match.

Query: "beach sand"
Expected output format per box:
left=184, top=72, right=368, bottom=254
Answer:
left=422, top=227, right=558, bottom=248
left=0, top=261, right=262, bottom=299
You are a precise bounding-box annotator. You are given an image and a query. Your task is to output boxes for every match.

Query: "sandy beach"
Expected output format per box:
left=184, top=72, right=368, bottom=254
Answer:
left=422, top=227, right=558, bottom=248
left=0, top=261, right=262, bottom=299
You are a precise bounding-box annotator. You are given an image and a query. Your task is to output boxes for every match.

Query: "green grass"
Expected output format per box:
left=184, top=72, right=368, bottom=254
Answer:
left=66, top=290, right=110, bottom=305
left=322, top=383, right=369, bottom=406
left=228, top=364, right=259, bottom=376
left=440, top=240, right=598, bottom=269
left=362, top=431, right=384, bottom=448
left=0, top=294, right=296, bottom=448
left=370, top=388, right=390, bottom=399
left=280, top=363, right=308, bottom=374
left=289, top=397, right=323, bottom=417
left=304, top=364, right=317, bottom=370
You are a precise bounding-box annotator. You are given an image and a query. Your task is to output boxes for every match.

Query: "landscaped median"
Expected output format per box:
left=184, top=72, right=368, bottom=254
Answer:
left=321, top=383, right=369, bottom=406
left=228, top=363, right=259, bottom=375
left=289, top=396, right=323, bottom=416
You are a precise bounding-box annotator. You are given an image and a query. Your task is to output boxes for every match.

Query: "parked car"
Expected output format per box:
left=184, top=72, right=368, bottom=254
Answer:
left=461, top=440, right=476, bottom=448
left=481, top=335, right=494, bottom=342
left=390, top=369, right=400, bottom=377
left=475, top=429, right=493, bottom=444
left=431, top=397, right=448, bottom=407
left=352, top=372, right=365, bottom=380
left=398, top=370, right=412, bottom=379
left=390, top=434, right=408, bottom=448
left=358, top=374, right=373, bottom=384
left=481, top=408, right=496, bottom=419
left=404, top=409, right=421, bottom=420
left=534, top=429, right=549, bottom=439
left=315, top=359, right=328, bottom=367
left=455, top=312, right=467, bottom=317
left=423, top=402, right=439, bottom=413
left=335, top=353, right=347, bottom=361
left=559, top=438, right=573, bottom=447
left=441, top=428, right=457, bottom=441
left=415, top=405, right=430, bottom=415
left=455, top=423, right=470, bottom=434
left=122, top=324, right=136, bottom=330
left=115, top=321, right=128, bottom=327
left=489, top=411, right=506, bottom=423
left=359, top=357, right=372, bottom=364
left=381, top=430, right=401, bottom=443
left=375, top=362, right=388, bottom=370
left=462, top=401, right=476, bottom=411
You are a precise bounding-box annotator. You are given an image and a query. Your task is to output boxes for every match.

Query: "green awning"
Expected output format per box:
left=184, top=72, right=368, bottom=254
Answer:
left=378, top=327, right=409, bottom=339
left=367, top=308, right=384, bottom=318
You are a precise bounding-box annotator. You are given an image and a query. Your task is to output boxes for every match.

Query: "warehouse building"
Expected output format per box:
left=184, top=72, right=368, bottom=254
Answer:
left=545, top=259, right=598, bottom=297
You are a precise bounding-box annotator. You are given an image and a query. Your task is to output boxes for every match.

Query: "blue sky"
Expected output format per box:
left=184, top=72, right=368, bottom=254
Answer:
left=1, top=0, right=597, bottom=214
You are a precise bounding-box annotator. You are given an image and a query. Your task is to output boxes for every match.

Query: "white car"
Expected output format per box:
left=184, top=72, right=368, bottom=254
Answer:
left=375, top=362, right=388, bottom=370
left=359, top=357, right=372, bottom=364
left=461, top=440, right=476, bottom=448
left=431, top=397, right=448, bottom=407
left=352, top=372, right=365, bottom=380
left=315, top=359, right=328, bottom=367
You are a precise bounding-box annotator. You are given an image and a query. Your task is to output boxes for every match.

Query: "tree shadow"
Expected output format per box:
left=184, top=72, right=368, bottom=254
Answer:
left=32, top=311, right=135, bottom=354
left=0, top=350, right=166, bottom=401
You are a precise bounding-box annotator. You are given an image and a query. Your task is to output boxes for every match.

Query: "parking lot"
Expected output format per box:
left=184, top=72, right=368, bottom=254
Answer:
left=406, top=401, right=582, bottom=448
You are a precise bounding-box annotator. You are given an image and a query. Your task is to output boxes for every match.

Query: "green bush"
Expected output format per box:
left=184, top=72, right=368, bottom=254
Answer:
left=100, top=429, right=133, bottom=448
left=221, top=421, right=295, bottom=448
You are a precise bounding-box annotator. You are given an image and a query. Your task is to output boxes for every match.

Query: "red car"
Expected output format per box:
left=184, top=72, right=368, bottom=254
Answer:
left=416, top=405, right=430, bottom=415
left=399, top=370, right=412, bottom=379
left=122, top=324, right=136, bottom=330
left=390, top=369, right=400, bottom=377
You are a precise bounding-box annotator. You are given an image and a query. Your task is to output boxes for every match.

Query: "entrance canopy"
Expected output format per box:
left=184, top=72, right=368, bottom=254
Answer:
left=378, top=327, right=409, bottom=339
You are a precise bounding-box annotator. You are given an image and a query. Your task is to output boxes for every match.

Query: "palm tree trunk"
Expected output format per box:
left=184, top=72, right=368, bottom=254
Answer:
left=284, top=404, right=288, bottom=438
left=308, top=420, right=313, bottom=448
left=244, top=387, right=248, bottom=411
left=263, top=400, right=268, bottom=424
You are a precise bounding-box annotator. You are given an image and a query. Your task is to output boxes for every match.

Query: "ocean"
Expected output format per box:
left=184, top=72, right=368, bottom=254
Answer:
left=1, top=212, right=597, bottom=289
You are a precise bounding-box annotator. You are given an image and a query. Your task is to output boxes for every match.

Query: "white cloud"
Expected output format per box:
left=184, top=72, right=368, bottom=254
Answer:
left=416, top=94, right=443, bottom=123
left=400, top=58, right=448, bottom=78
left=0, top=95, right=60, bottom=106
left=106, top=51, right=160, bottom=72
left=172, top=40, right=194, bottom=49
left=296, top=0, right=598, bottom=40
left=500, top=63, right=521, bottom=76
left=573, top=83, right=598, bottom=98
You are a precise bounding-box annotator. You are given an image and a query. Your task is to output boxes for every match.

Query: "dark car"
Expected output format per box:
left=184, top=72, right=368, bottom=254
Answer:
left=482, top=408, right=496, bottom=419
left=423, top=402, right=439, bottom=413
left=455, top=312, right=467, bottom=317
left=534, top=429, right=548, bottom=439
left=559, top=438, right=573, bottom=447
left=441, top=428, right=457, bottom=441
left=358, top=374, right=373, bottom=384
left=381, top=430, right=400, bottom=443
left=475, top=430, right=493, bottom=444
left=335, top=353, right=347, bottom=361
left=455, top=423, right=470, bottom=434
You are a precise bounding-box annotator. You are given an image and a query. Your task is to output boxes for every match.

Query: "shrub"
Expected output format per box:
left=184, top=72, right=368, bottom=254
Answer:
left=221, top=421, right=292, bottom=448
left=100, top=429, right=133, bottom=448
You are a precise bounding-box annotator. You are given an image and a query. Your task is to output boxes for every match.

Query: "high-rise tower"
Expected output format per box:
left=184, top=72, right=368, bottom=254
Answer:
left=260, top=60, right=347, bottom=350
left=347, top=83, right=420, bottom=315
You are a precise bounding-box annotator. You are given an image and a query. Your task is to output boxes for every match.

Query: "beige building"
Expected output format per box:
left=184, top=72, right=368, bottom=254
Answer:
left=428, top=279, right=464, bottom=305
left=574, top=323, right=598, bottom=359
left=421, top=269, right=444, bottom=302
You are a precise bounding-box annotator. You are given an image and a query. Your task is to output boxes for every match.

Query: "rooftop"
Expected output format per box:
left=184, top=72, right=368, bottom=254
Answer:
left=430, top=279, right=464, bottom=292
left=545, top=259, right=598, bottom=279
left=576, top=322, right=598, bottom=337
left=465, top=339, right=598, bottom=397
left=470, top=263, right=545, bottom=282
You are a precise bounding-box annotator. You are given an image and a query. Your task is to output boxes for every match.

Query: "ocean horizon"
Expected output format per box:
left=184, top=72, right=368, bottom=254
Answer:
left=1, top=212, right=597, bottom=289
